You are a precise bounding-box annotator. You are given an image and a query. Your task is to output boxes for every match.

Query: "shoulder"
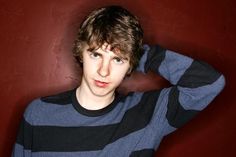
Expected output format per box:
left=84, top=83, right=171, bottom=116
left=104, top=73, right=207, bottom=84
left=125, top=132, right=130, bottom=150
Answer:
left=23, top=88, right=76, bottom=124
left=40, top=88, right=75, bottom=105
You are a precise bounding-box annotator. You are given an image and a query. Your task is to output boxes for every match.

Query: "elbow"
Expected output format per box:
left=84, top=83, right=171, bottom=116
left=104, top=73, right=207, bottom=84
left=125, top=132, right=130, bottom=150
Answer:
left=216, top=74, right=226, bottom=94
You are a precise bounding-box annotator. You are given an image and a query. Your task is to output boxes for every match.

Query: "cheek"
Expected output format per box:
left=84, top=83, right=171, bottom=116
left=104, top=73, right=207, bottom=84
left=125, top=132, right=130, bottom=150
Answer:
left=83, top=59, right=98, bottom=73
left=111, top=67, right=129, bottom=82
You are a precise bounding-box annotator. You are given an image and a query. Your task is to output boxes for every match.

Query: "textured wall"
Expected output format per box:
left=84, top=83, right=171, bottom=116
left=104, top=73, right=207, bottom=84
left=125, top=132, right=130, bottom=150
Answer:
left=0, top=0, right=235, bottom=156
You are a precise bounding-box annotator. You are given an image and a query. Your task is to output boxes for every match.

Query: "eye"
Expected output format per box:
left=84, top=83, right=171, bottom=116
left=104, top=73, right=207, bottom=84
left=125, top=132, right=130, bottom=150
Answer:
left=90, top=52, right=101, bottom=59
left=113, top=57, right=124, bottom=64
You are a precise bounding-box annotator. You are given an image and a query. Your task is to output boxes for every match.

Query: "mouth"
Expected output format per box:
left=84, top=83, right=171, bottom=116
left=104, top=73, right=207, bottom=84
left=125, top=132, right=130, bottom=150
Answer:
left=94, top=80, right=109, bottom=88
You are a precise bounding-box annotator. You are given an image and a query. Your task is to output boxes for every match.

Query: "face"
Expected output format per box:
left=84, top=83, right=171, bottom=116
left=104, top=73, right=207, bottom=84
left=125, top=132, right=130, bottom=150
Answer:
left=80, top=44, right=131, bottom=98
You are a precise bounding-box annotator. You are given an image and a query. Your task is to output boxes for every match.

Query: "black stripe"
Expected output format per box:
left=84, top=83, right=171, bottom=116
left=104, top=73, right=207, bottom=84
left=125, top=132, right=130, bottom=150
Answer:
left=130, top=149, right=155, bottom=157
left=40, top=89, right=75, bottom=105
left=166, top=87, right=199, bottom=128
left=16, top=118, right=33, bottom=149
left=109, top=90, right=160, bottom=142
left=144, top=45, right=166, bottom=73
left=18, top=91, right=160, bottom=152
left=177, top=60, right=221, bottom=88
left=33, top=123, right=116, bottom=152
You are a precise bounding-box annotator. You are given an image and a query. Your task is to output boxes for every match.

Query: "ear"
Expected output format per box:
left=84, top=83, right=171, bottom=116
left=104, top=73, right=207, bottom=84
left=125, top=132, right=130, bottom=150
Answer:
left=79, top=58, right=83, bottom=63
left=75, top=56, right=83, bottom=67
left=79, top=53, right=83, bottom=63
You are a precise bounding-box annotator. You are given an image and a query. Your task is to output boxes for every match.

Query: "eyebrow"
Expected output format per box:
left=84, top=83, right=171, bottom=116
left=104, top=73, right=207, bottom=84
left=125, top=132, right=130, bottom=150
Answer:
left=118, top=56, right=129, bottom=61
left=112, top=53, right=130, bottom=61
left=89, top=49, right=130, bottom=61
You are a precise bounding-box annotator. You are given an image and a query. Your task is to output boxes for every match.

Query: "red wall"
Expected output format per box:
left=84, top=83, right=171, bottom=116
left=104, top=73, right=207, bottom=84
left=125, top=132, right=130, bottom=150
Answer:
left=0, top=0, right=235, bottom=156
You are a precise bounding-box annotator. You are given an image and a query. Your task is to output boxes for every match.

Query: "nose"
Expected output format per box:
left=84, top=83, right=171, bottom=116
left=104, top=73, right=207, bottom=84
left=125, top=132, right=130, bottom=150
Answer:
left=97, top=60, right=110, bottom=77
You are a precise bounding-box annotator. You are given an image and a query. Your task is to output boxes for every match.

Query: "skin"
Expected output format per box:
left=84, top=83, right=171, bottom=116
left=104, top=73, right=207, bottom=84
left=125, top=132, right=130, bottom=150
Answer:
left=76, top=43, right=131, bottom=110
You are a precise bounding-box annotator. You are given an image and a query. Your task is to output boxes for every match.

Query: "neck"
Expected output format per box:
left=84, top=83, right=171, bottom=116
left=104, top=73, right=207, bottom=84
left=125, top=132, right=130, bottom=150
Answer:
left=76, top=81, right=115, bottom=110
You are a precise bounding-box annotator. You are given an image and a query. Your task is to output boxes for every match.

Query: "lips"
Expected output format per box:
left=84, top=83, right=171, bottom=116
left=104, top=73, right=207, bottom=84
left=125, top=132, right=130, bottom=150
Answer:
left=94, top=80, right=109, bottom=88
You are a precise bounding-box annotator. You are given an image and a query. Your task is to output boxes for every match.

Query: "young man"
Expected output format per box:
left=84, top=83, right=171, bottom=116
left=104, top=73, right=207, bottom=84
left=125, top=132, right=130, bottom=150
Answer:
left=12, top=5, right=225, bottom=157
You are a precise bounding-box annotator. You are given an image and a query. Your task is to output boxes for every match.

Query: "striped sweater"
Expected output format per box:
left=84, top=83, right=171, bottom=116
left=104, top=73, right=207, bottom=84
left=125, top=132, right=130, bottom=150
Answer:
left=12, top=45, right=225, bottom=157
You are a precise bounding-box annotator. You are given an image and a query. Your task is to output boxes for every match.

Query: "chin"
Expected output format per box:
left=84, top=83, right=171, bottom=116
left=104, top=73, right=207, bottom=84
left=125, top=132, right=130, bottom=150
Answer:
left=90, top=87, right=114, bottom=97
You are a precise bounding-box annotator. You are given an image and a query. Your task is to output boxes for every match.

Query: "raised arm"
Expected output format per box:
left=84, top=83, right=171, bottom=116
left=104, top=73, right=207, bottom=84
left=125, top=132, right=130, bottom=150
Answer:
left=137, top=45, right=225, bottom=131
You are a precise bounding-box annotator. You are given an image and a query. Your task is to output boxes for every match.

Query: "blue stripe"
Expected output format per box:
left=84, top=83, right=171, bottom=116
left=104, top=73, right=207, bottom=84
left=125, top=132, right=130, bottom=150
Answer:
left=178, top=75, right=225, bottom=110
left=159, top=50, right=193, bottom=85
left=24, top=93, right=144, bottom=127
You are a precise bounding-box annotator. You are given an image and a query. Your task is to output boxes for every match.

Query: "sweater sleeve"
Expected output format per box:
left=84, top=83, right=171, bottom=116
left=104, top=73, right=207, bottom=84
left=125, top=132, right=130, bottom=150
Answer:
left=11, top=120, right=33, bottom=157
left=11, top=99, right=39, bottom=157
left=138, top=44, right=225, bottom=132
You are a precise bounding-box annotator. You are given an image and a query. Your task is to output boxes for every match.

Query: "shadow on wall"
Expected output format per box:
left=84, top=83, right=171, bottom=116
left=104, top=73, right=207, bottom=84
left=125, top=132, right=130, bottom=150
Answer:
left=0, top=0, right=236, bottom=157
